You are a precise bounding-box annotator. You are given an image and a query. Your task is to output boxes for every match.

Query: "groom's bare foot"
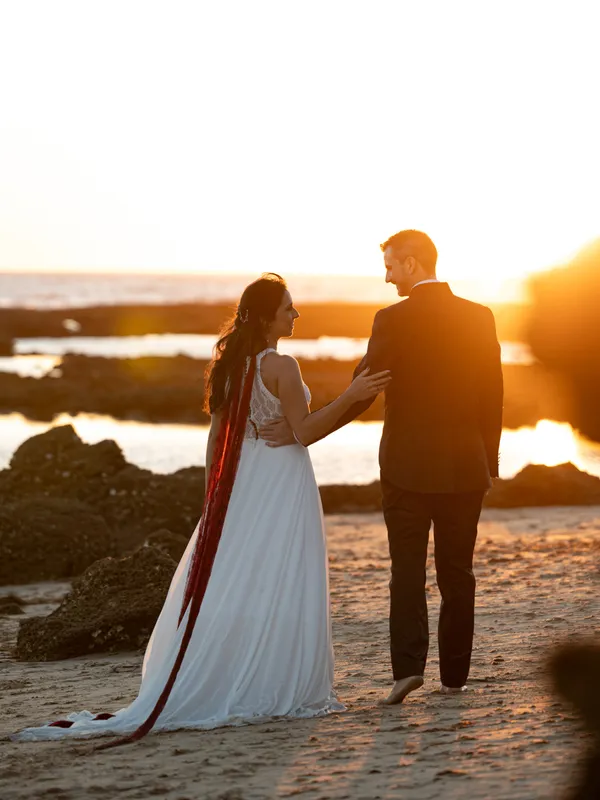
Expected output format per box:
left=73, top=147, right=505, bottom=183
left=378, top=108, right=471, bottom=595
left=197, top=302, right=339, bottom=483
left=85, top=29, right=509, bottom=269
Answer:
left=380, top=675, right=424, bottom=705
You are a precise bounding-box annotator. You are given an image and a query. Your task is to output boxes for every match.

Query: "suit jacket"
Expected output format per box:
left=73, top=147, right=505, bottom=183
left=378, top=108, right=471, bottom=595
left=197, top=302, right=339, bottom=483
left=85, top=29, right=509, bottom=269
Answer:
left=334, top=282, right=504, bottom=493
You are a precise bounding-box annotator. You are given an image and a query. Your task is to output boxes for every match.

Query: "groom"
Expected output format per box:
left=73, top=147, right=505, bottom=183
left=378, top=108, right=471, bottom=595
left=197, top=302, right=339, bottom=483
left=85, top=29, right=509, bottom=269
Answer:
left=261, top=229, right=504, bottom=703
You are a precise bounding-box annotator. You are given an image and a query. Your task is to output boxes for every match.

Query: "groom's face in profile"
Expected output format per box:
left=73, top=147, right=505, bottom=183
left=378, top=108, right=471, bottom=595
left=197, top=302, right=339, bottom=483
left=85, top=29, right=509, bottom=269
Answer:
left=383, top=245, right=414, bottom=297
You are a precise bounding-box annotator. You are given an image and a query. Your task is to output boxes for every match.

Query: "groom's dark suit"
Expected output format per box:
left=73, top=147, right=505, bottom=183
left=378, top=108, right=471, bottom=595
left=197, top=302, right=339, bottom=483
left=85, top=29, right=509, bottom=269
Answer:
left=336, top=281, right=503, bottom=686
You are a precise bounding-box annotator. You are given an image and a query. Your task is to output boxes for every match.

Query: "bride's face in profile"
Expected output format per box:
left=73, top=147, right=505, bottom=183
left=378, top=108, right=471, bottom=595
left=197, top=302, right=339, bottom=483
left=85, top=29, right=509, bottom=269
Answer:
left=268, top=290, right=300, bottom=339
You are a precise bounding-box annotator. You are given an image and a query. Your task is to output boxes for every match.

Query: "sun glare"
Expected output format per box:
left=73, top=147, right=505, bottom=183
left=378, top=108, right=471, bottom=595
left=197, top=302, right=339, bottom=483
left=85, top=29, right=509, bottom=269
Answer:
left=0, top=4, right=598, bottom=290
left=499, top=420, right=600, bottom=479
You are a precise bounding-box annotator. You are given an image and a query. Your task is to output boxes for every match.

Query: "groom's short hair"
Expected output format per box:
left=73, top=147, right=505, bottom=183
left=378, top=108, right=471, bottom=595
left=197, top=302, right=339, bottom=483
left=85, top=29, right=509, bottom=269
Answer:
left=380, top=230, right=438, bottom=275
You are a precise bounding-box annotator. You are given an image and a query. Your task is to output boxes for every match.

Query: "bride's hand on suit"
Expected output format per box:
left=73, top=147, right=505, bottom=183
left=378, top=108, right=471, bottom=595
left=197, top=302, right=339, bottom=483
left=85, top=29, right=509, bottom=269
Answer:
left=345, top=367, right=392, bottom=402
left=259, top=367, right=391, bottom=448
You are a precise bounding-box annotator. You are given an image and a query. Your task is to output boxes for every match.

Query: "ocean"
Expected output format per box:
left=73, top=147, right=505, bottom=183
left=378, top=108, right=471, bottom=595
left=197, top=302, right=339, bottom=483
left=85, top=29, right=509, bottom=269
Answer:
left=1, top=414, right=599, bottom=484
left=4, top=336, right=533, bottom=368
left=0, top=272, right=525, bottom=309
left=3, top=270, right=569, bottom=485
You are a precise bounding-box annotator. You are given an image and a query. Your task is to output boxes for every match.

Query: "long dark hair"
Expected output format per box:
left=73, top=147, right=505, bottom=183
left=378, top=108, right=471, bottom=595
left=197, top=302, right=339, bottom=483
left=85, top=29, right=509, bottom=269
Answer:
left=204, top=273, right=287, bottom=413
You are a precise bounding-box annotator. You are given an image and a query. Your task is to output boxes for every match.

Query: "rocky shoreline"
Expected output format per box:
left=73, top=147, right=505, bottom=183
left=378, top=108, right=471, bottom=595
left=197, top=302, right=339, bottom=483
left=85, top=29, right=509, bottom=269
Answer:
left=2, top=424, right=600, bottom=588
left=0, top=352, right=568, bottom=430
left=0, top=300, right=526, bottom=340
left=2, top=424, right=600, bottom=662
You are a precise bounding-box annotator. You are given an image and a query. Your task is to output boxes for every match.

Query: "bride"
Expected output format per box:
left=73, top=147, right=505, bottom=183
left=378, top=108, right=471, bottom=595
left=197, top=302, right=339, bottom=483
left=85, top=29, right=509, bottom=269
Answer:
left=14, top=273, right=390, bottom=745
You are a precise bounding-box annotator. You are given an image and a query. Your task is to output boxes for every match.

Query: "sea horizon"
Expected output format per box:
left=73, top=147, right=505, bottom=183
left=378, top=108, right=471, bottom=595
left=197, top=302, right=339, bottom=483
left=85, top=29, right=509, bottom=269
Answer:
left=0, top=271, right=528, bottom=308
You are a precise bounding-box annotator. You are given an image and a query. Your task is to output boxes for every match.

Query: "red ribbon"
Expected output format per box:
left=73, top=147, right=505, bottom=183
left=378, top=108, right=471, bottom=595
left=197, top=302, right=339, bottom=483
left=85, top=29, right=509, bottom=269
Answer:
left=93, top=357, right=257, bottom=750
left=49, top=712, right=115, bottom=729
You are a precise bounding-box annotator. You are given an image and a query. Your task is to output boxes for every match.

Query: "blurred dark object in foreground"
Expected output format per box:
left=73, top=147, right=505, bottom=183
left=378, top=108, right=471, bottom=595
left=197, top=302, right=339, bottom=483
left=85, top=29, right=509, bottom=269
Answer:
left=528, top=240, right=600, bottom=441
left=549, top=643, right=600, bottom=800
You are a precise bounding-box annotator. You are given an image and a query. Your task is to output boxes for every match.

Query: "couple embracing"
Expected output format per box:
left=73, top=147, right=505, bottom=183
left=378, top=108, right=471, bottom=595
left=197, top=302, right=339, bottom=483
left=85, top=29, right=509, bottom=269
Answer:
left=15, top=229, right=503, bottom=745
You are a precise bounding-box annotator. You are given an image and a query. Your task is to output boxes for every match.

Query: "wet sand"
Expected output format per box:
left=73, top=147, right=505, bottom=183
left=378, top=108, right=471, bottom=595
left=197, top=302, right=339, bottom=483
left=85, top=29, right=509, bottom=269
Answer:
left=1, top=507, right=599, bottom=799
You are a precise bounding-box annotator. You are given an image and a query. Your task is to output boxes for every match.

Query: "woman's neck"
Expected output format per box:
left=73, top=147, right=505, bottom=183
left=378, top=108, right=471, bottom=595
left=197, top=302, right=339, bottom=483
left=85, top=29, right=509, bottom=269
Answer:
left=265, top=335, right=279, bottom=350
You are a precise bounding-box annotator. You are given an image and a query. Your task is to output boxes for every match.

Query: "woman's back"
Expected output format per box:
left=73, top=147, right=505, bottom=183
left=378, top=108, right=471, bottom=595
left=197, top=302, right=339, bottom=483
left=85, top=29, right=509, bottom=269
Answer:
left=246, top=349, right=310, bottom=439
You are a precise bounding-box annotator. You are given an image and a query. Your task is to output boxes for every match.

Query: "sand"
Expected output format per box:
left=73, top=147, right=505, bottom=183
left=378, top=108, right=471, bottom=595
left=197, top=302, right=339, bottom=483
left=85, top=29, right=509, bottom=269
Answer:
left=1, top=507, right=599, bottom=800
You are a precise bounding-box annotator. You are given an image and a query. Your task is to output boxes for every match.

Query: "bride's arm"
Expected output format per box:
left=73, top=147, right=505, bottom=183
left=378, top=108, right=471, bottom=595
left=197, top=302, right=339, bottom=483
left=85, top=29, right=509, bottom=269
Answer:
left=276, top=355, right=390, bottom=447
left=261, top=309, right=394, bottom=447
left=205, top=411, right=223, bottom=492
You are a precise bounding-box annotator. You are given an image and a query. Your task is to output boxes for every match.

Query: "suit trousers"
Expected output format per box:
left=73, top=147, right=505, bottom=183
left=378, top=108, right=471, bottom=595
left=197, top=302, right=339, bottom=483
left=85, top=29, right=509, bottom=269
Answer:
left=380, top=477, right=486, bottom=687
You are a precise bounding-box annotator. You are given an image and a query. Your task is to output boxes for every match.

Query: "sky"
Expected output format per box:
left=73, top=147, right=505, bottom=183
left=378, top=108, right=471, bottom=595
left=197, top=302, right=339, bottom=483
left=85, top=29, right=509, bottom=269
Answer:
left=0, top=0, right=599, bottom=290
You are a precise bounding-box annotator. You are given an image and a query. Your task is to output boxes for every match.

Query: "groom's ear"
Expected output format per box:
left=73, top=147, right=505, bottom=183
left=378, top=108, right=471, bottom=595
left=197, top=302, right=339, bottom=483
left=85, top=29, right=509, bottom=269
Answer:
left=405, top=256, right=417, bottom=274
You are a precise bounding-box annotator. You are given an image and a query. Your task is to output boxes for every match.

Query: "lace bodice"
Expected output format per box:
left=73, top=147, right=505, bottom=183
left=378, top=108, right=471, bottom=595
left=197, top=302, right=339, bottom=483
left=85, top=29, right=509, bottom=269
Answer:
left=245, top=348, right=311, bottom=439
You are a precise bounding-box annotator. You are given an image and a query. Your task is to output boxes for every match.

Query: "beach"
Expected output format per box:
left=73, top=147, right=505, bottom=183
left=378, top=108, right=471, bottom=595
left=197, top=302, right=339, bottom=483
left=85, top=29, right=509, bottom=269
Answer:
left=3, top=4, right=600, bottom=796
left=1, top=507, right=598, bottom=800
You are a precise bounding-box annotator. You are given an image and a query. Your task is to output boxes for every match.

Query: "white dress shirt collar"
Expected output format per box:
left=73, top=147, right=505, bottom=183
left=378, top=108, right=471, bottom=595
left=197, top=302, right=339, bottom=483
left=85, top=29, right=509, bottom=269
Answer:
left=412, top=278, right=441, bottom=290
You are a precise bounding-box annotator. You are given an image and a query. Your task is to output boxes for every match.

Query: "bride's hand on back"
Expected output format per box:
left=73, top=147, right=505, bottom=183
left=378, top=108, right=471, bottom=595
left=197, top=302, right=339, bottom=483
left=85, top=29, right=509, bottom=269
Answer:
left=346, top=367, right=392, bottom=402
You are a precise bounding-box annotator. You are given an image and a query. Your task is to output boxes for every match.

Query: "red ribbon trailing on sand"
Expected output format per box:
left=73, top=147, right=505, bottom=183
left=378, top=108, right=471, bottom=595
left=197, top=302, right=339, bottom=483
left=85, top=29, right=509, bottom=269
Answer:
left=49, top=358, right=256, bottom=747
left=49, top=713, right=115, bottom=728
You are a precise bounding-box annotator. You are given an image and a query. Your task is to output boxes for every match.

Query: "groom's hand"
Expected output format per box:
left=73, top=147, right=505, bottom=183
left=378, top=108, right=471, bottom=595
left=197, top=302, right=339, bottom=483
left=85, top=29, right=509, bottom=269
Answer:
left=259, top=417, right=297, bottom=447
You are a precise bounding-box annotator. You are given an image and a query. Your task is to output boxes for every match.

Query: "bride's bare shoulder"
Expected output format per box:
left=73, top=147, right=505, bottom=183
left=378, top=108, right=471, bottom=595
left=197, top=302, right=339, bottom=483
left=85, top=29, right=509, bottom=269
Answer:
left=261, top=353, right=301, bottom=385
left=262, top=352, right=298, bottom=371
left=259, top=352, right=301, bottom=398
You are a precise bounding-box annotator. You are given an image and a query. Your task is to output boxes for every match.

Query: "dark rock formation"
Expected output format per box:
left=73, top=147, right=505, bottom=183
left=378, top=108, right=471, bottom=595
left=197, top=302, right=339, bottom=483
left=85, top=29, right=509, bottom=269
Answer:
left=0, top=336, right=13, bottom=356
left=0, top=354, right=212, bottom=424
left=0, top=426, right=205, bottom=585
left=144, top=528, right=189, bottom=561
left=0, top=300, right=525, bottom=341
left=484, top=463, right=600, bottom=508
left=0, top=348, right=564, bottom=430
left=15, top=545, right=177, bottom=660
left=0, top=594, right=25, bottom=615
left=4, top=427, right=600, bottom=588
left=0, top=602, right=24, bottom=615
left=319, top=482, right=382, bottom=514
left=549, top=643, right=600, bottom=800
left=10, top=421, right=115, bottom=469
left=318, top=463, right=600, bottom=512
left=0, top=498, right=114, bottom=584
left=0, top=353, right=386, bottom=424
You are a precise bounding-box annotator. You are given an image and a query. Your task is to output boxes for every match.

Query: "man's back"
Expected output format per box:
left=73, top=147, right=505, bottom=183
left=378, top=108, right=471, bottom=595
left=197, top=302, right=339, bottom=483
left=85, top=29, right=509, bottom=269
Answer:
left=373, top=282, right=503, bottom=493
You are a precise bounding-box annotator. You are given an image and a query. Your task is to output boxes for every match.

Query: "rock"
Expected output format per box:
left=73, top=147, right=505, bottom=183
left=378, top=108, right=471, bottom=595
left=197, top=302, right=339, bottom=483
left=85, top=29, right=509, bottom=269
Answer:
left=0, top=355, right=212, bottom=425
left=0, top=336, right=13, bottom=356
left=0, top=346, right=566, bottom=431
left=9, top=423, right=81, bottom=471
left=0, top=498, right=115, bottom=585
left=100, top=465, right=204, bottom=551
left=319, top=482, right=382, bottom=513
left=485, top=463, right=600, bottom=508
left=145, top=529, right=189, bottom=562
left=320, top=465, right=600, bottom=512
left=549, top=642, right=600, bottom=799
left=9, top=424, right=127, bottom=478
left=0, top=594, right=24, bottom=609
left=0, top=301, right=386, bottom=340
left=0, top=594, right=25, bottom=615
left=15, top=545, right=177, bottom=660
left=0, top=426, right=205, bottom=566
left=62, top=318, right=81, bottom=333
left=6, top=429, right=600, bottom=591
left=0, top=602, right=24, bottom=615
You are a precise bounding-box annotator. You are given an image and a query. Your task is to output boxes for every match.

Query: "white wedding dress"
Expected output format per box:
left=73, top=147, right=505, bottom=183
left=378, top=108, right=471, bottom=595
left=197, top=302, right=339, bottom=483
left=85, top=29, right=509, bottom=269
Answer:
left=15, top=349, right=344, bottom=742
